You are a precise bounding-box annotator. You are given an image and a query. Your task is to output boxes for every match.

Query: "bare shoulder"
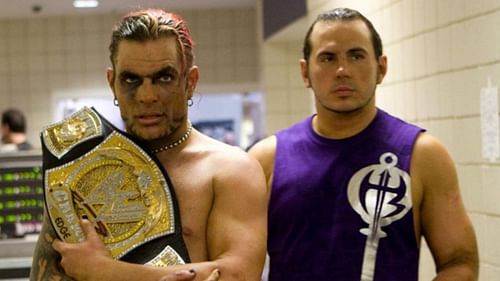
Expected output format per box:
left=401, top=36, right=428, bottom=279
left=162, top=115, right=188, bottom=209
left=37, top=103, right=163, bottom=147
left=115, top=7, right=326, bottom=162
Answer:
left=411, top=132, right=455, bottom=184
left=193, top=134, right=265, bottom=182
left=413, top=132, right=449, bottom=155
left=248, top=136, right=276, bottom=160
left=198, top=134, right=259, bottom=164
left=247, top=136, right=276, bottom=181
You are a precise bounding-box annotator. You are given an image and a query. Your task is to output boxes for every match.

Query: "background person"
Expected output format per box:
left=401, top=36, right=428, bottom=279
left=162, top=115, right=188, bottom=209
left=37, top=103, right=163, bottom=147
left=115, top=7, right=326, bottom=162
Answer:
left=1, top=108, right=33, bottom=152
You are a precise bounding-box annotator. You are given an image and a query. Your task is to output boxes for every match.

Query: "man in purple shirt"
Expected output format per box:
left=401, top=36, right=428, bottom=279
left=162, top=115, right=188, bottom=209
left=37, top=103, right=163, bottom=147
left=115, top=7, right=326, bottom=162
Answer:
left=250, top=7, right=478, bottom=281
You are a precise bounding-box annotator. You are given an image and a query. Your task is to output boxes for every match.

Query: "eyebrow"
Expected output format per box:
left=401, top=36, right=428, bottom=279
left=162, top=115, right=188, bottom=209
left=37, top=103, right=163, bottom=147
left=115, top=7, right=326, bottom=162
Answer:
left=317, top=46, right=369, bottom=56
left=347, top=47, right=368, bottom=54
left=119, top=66, right=179, bottom=80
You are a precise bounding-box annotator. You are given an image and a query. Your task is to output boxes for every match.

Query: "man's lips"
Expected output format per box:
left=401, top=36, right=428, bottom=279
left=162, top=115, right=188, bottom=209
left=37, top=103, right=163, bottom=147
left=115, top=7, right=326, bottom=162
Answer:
left=333, top=86, right=354, bottom=95
left=135, top=113, right=163, bottom=125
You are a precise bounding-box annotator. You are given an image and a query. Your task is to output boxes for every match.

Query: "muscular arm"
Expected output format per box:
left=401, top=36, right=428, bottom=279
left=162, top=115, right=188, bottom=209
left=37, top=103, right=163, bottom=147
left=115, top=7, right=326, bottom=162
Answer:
left=31, top=204, right=203, bottom=281
left=50, top=149, right=267, bottom=281
left=413, top=134, right=479, bottom=280
left=53, top=219, right=217, bottom=281
left=29, top=212, right=72, bottom=281
left=206, top=149, right=268, bottom=280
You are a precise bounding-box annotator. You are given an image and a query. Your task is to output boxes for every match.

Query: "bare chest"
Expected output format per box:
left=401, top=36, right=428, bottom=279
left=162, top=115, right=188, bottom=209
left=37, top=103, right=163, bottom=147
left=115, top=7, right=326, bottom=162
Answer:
left=164, top=163, right=214, bottom=261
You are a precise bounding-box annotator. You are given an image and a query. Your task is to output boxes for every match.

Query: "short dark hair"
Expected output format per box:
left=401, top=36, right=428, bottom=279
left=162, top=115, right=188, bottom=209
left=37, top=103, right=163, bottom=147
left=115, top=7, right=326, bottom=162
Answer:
left=1, top=108, right=27, bottom=133
left=302, top=7, right=383, bottom=63
left=109, top=8, right=195, bottom=76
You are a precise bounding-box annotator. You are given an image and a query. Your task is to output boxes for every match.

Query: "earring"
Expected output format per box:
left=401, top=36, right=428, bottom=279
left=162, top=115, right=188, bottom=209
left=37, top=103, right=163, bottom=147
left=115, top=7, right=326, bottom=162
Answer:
left=187, top=98, right=193, bottom=107
left=113, top=98, right=119, bottom=106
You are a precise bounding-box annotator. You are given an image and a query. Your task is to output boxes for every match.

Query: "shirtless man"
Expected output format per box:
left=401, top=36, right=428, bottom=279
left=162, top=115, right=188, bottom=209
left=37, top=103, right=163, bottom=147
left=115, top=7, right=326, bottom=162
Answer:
left=30, top=8, right=267, bottom=281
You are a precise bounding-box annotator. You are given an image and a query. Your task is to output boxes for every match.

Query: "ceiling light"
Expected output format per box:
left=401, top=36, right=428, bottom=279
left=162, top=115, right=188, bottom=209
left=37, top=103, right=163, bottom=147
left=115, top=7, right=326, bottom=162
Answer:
left=73, top=0, right=99, bottom=8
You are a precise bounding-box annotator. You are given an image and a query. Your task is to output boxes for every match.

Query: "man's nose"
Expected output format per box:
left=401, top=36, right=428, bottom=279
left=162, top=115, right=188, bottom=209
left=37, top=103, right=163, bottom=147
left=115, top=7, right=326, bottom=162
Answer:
left=136, top=79, right=159, bottom=103
left=335, top=57, right=350, bottom=78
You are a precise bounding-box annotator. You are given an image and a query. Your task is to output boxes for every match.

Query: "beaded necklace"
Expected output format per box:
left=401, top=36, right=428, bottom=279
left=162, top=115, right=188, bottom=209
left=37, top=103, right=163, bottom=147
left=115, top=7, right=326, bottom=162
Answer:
left=151, top=122, right=193, bottom=153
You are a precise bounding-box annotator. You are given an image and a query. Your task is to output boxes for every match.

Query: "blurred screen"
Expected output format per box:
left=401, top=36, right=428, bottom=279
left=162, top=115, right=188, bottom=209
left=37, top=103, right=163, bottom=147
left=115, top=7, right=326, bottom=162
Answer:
left=0, top=152, right=43, bottom=238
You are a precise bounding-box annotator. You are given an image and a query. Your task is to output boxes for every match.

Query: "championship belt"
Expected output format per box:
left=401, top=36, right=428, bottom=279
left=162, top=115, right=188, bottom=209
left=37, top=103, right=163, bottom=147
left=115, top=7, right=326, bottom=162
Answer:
left=41, top=107, right=190, bottom=266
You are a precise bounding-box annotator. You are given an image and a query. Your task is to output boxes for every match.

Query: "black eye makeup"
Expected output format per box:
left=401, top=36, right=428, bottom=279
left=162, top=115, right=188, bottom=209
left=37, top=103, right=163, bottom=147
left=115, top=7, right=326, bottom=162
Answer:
left=151, top=68, right=177, bottom=85
left=119, top=71, right=142, bottom=87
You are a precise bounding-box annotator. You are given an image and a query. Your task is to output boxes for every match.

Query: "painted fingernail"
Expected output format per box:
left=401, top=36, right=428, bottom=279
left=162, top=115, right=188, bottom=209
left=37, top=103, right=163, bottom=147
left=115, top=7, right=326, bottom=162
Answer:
left=175, top=270, right=194, bottom=276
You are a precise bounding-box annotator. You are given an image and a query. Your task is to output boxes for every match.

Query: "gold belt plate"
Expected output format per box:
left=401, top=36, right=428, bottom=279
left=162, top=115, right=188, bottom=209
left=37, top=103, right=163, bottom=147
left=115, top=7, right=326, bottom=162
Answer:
left=42, top=107, right=102, bottom=159
left=45, top=131, right=178, bottom=261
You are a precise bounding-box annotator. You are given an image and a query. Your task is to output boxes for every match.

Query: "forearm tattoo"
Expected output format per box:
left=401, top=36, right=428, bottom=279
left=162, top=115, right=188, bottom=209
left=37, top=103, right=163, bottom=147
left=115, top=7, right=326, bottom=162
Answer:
left=29, top=214, right=73, bottom=281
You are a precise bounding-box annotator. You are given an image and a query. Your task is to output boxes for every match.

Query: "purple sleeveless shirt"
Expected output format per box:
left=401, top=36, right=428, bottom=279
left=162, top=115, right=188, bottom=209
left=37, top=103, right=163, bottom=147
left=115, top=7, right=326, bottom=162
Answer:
left=269, top=109, right=424, bottom=281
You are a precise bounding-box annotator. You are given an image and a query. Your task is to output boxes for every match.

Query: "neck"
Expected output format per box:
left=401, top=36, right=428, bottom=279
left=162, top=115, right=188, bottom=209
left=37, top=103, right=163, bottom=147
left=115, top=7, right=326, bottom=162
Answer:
left=313, top=106, right=378, bottom=140
left=7, top=132, right=27, bottom=144
left=149, top=121, right=193, bottom=153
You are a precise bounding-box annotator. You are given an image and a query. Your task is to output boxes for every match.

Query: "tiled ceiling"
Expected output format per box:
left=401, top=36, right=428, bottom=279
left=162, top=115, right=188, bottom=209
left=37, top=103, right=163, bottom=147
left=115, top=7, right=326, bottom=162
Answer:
left=0, top=0, right=256, bottom=19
